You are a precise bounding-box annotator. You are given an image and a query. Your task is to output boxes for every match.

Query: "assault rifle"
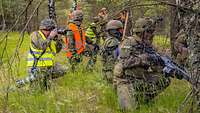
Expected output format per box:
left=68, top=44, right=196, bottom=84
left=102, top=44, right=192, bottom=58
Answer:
left=141, top=45, right=191, bottom=82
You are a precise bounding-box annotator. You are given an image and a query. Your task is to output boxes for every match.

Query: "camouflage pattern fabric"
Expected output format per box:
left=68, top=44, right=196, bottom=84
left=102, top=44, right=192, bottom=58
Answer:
left=101, top=35, right=119, bottom=83
left=25, top=63, right=67, bottom=90
left=85, top=24, right=100, bottom=70
left=69, top=53, right=83, bottom=72
left=39, top=18, right=56, bottom=30
left=113, top=36, right=170, bottom=111
left=114, top=75, right=170, bottom=111
left=174, top=30, right=188, bottom=66
left=84, top=44, right=98, bottom=70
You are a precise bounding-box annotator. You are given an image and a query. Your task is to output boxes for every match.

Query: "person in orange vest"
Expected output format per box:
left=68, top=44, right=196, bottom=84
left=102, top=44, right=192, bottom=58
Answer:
left=64, top=10, right=85, bottom=71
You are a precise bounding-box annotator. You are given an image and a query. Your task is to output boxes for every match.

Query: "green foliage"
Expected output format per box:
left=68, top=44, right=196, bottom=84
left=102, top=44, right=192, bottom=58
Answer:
left=153, top=35, right=170, bottom=49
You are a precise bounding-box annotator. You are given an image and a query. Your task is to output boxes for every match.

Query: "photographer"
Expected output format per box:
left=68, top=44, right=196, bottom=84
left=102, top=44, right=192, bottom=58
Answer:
left=16, top=19, right=67, bottom=89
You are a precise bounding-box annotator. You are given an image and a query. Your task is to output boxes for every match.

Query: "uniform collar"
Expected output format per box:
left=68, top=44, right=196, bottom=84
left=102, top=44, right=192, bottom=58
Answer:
left=133, top=34, right=142, bottom=43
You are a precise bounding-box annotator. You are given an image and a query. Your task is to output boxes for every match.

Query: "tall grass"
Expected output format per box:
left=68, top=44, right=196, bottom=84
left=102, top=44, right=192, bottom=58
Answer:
left=0, top=33, right=191, bottom=113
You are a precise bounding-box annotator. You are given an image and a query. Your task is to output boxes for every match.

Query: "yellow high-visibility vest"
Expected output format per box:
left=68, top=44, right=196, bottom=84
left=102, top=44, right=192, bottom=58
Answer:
left=27, top=31, right=56, bottom=67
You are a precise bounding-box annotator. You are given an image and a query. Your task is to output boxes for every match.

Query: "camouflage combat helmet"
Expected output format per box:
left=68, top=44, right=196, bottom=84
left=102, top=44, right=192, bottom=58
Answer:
left=39, top=19, right=56, bottom=30
left=100, top=7, right=107, bottom=12
left=71, top=10, right=84, bottom=21
left=93, top=16, right=100, bottom=23
left=106, top=20, right=123, bottom=31
left=133, top=18, right=155, bottom=33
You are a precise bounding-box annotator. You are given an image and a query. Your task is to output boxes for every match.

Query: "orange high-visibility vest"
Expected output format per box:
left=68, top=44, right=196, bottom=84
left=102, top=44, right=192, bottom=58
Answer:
left=65, top=22, right=86, bottom=58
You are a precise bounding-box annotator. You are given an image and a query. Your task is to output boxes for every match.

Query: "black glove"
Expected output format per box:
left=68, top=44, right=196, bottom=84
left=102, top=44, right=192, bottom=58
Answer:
left=174, top=70, right=184, bottom=80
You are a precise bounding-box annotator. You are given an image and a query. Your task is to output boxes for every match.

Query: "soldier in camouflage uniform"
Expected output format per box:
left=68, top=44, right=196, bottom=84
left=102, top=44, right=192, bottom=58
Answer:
left=16, top=19, right=67, bottom=89
left=113, top=18, right=171, bottom=111
left=85, top=21, right=100, bottom=70
left=174, top=29, right=188, bottom=66
left=101, top=20, right=123, bottom=83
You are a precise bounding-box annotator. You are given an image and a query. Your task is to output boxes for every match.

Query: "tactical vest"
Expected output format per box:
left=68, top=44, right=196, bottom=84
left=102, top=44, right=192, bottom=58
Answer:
left=27, top=31, right=56, bottom=67
left=86, top=27, right=96, bottom=43
left=65, top=22, right=86, bottom=58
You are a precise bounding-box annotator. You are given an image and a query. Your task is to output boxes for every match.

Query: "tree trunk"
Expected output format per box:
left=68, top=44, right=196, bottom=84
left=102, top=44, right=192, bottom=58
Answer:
left=0, top=0, right=6, bottom=31
left=179, top=1, right=200, bottom=112
left=126, top=0, right=133, bottom=37
left=169, top=0, right=179, bottom=58
left=48, top=0, right=57, bottom=22
left=36, top=6, right=39, bottom=30
left=190, top=19, right=200, bottom=112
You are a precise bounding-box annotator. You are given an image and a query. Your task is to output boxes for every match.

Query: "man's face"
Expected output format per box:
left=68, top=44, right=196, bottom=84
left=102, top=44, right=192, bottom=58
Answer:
left=42, top=29, right=51, bottom=38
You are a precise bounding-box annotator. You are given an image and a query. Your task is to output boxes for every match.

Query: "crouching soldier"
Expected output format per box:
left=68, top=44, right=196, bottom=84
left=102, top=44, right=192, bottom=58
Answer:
left=113, top=18, right=171, bottom=111
left=85, top=20, right=100, bottom=70
left=101, top=20, right=123, bottom=83
left=16, top=19, right=67, bottom=89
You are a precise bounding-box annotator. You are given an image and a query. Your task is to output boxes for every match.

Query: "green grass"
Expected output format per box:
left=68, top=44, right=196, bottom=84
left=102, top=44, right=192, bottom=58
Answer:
left=153, top=35, right=170, bottom=49
left=0, top=33, right=191, bottom=113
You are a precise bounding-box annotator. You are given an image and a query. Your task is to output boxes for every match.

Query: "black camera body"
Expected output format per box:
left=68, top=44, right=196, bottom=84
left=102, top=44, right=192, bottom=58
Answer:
left=57, top=28, right=69, bottom=35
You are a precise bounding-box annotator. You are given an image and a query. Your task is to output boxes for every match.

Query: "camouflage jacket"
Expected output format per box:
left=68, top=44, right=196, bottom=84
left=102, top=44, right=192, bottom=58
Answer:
left=119, top=35, right=163, bottom=78
left=101, top=35, right=120, bottom=70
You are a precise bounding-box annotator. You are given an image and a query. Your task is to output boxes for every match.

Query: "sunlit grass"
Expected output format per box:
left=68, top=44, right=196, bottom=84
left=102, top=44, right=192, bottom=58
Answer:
left=153, top=35, right=170, bottom=49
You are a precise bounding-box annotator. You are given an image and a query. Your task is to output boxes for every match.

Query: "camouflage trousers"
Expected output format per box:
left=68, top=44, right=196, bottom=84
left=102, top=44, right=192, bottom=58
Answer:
left=102, top=57, right=117, bottom=83
left=84, top=44, right=99, bottom=71
left=69, top=54, right=83, bottom=72
left=26, top=63, right=67, bottom=90
left=114, top=75, right=171, bottom=111
left=86, top=54, right=97, bottom=71
left=102, top=69, right=113, bottom=83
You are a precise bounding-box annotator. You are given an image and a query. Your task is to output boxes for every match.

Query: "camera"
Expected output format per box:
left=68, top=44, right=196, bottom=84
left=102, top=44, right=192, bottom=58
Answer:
left=57, top=28, right=69, bottom=35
